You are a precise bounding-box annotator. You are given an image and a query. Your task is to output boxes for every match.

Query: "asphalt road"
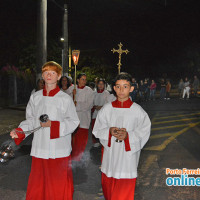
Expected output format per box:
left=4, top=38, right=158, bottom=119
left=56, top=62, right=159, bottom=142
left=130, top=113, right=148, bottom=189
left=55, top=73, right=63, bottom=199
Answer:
left=0, top=97, right=200, bottom=200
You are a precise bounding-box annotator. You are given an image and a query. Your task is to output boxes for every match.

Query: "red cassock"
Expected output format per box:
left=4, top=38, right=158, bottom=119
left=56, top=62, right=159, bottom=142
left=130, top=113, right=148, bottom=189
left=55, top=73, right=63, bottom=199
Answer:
left=101, top=173, right=136, bottom=200
left=71, top=128, right=88, bottom=161
left=26, top=156, right=74, bottom=200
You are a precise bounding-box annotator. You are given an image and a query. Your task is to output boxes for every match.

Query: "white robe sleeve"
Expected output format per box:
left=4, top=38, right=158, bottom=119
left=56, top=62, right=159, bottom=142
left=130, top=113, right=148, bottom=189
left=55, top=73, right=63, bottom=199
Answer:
left=105, top=91, right=113, bottom=103
left=92, top=105, right=110, bottom=147
left=51, top=97, right=80, bottom=139
left=127, top=110, right=151, bottom=154
left=60, top=97, right=80, bottom=136
left=76, top=89, right=94, bottom=112
left=66, top=85, right=74, bottom=97
left=19, top=94, right=35, bottom=138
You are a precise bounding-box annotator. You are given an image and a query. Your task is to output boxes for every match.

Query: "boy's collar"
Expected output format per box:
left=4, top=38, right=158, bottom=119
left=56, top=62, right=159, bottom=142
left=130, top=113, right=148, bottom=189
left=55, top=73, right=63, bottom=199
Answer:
left=78, top=85, right=85, bottom=89
left=43, top=85, right=60, bottom=97
left=97, top=89, right=104, bottom=93
left=112, top=98, right=133, bottom=108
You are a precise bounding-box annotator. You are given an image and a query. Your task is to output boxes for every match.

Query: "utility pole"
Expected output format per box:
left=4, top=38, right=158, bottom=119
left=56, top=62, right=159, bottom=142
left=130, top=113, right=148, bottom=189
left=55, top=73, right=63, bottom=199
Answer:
left=36, top=0, right=47, bottom=80
left=63, top=3, right=68, bottom=76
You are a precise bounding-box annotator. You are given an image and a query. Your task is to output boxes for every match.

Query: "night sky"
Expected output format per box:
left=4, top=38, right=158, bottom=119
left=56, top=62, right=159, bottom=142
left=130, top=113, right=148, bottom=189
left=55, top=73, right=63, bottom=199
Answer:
left=1, top=0, right=200, bottom=79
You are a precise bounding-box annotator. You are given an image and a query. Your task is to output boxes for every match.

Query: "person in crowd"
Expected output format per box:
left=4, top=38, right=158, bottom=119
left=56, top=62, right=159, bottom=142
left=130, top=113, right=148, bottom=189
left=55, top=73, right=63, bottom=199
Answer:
left=31, top=78, right=45, bottom=94
left=10, top=61, right=79, bottom=200
left=138, top=80, right=145, bottom=101
left=67, top=73, right=94, bottom=161
left=193, top=75, right=199, bottom=97
left=94, top=77, right=99, bottom=91
left=59, top=76, right=71, bottom=94
left=130, top=78, right=138, bottom=102
left=182, top=77, right=190, bottom=100
left=93, top=72, right=151, bottom=200
left=92, top=79, right=112, bottom=147
left=178, top=79, right=184, bottom=99
left=150, top=80, right=157, bottom=100
left=165, top=80, right=171, bottom=100
left=160, top=79, right=166, bottom=100
left=146, top=78, right=151, bottom=100
left=143, top=79, right=149, bottom=101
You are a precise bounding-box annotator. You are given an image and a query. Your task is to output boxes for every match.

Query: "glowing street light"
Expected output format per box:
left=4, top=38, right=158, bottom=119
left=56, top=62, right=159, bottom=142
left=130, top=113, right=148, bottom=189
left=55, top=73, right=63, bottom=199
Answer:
left=72, top=50, right=80, bottom=103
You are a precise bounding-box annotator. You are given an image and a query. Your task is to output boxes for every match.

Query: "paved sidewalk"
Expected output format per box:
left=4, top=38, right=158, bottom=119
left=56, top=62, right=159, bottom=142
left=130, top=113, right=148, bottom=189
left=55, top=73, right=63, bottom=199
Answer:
left=0, top=108, right=25, bottom=136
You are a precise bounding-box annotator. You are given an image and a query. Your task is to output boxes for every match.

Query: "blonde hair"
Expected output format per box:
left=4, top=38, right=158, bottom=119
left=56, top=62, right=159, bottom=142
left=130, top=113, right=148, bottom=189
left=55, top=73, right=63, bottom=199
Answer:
left=42, top=61, right=62, bottom=75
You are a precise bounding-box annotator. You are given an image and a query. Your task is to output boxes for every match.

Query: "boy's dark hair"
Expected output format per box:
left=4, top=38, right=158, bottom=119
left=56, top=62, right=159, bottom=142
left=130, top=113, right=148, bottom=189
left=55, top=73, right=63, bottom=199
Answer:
left=97, top=78, right=106, bottom=85
left=89, top=82, right=95, bottom=89
left=77, top=73, right=86, bottom=80
left=114, top=72, right=132, bottom=85
left=97, top=78, right=107, bottom=90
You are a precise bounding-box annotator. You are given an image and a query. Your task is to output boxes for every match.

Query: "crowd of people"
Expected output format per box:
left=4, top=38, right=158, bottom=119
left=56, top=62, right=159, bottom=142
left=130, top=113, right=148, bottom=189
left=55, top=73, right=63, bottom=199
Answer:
left=114, top=76, right=199, bottom=102
left=31, top=73, right=200, bottom=103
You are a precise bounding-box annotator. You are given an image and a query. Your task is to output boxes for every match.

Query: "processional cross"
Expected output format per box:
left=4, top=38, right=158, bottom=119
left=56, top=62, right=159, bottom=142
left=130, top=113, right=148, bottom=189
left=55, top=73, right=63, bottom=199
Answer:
left=111, top=42, right=129, bottom=74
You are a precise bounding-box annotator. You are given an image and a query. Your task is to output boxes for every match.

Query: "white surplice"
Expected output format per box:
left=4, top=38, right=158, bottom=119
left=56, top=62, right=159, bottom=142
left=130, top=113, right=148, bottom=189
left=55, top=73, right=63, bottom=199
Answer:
left=18, top=88, right=80, bottom=159
left=92, top=90, right=114, bottom=119
left=67, top=85, right=94, bottom=129
left=93, top=100, right=151, bottom=179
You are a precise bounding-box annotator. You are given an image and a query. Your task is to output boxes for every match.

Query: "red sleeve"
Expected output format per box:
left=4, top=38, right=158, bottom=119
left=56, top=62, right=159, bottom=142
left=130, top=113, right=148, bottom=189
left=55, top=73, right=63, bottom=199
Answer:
left=108, top=130, right=112, bottom=147
left=14, top=128, right=25, bottom=145
left=50, top=121, right=60, bottom=139
left=124, top=132, right=131, bottom=152
left=91, top=106, right=95, bottom=113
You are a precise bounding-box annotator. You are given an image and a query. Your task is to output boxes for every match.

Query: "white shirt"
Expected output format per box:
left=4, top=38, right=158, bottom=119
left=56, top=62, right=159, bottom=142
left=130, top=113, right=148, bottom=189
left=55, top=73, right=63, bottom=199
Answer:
left=93, top=99, right=151, bottom=179
left=67, top=85, right=94, bottom=129
left=184, top=81, right=190, bottom=88
left=92, top=90, right=113, bottom=119
left=19, top=89, right=80, bottom=159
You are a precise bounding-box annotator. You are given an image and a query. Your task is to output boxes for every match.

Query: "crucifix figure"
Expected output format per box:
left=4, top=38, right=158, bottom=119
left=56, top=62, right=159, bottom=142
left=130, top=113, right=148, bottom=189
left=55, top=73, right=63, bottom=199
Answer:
left=111, top=42, right=129, bottom=74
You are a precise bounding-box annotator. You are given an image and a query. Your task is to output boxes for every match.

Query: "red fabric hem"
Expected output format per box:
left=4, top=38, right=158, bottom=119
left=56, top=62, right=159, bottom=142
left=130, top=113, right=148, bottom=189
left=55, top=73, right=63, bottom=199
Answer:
left=50, top=121, right=60, bottom=139
left=124, top=132, right=131, bottom=151
left=108, top=130, right=112, bottom=147
left=14, top=128, right=25, bottom=145
left=71, top=128, right=88, bottom=161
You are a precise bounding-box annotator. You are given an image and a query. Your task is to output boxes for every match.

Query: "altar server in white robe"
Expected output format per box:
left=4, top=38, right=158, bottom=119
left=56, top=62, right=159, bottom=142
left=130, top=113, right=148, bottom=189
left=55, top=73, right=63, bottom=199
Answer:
left=92, top=79, right=114, bottom=147
left=67, top=73, right=94, bottom=161
left=93, top=72, right=151, bottom=200
left=10, top=61, right=80, bottom=200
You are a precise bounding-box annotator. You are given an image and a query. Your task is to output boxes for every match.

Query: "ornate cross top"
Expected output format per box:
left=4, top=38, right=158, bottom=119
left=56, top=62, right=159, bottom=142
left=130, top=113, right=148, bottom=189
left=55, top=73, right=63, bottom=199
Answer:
left=111, top=42, right=129, bottom=74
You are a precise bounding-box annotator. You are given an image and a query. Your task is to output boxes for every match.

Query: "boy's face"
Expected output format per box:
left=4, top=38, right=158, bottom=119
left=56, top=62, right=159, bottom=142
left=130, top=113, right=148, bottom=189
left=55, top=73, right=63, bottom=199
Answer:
left=62, top=77, right=68, bottom=87
left=77, top=75, right=87, bottom=87
left=42, top=70, right=61, bottom=85
left=114, top=79, right=134, bottom=101
left=98, top=81, right=105, bottom=90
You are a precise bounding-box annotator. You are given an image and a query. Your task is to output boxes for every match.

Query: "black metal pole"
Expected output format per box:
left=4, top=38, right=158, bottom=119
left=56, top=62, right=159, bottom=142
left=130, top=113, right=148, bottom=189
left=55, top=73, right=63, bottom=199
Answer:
left=63, top=3, right=68, bottom=75
left=36, top=0, right=47, bottom=80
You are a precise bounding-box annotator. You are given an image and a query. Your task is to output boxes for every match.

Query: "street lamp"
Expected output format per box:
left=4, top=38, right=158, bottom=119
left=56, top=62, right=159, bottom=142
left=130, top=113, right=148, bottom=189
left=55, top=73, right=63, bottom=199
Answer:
left=72, top=50, right=80, bottom=103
